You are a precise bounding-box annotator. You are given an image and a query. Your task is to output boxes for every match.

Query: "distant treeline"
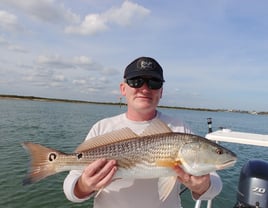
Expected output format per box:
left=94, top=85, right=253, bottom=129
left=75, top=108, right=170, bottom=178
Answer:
left=0, top=94, right=121, bottom=106
left=1, top=94, right=267, bottom=115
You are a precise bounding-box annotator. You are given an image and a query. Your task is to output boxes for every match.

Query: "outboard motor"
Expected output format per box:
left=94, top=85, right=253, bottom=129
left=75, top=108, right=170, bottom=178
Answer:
left=234, top=160, right=268, bottom=208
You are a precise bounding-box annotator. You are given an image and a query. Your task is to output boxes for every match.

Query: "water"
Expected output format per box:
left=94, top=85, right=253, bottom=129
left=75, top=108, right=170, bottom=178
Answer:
left=1, top=99, right=267, bottom=208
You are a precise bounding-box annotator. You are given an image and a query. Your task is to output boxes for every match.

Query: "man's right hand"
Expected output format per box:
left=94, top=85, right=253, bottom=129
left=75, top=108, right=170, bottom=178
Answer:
left=74, top=158, right=117, bottom=199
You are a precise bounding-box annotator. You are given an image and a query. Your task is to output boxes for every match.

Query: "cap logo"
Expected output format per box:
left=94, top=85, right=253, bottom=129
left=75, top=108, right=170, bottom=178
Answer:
left=138, top=60, right=155, bottom=70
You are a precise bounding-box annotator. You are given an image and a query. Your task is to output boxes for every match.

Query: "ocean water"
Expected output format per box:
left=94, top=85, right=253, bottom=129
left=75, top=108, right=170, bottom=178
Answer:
left=1, top=99, right=267, bottom=208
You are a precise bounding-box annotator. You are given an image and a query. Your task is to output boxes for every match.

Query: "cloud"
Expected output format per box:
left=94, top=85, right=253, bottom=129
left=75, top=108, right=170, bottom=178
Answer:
left=21, top=67, right=68, bottom=89
left=0, top=35, right=28, bottom=53
left=35, top=55, right=75, bottom=69
left=9, top=54, right=120, bottom=97
left=0, top=10, right=22, bottom=32
left=65, top=13, right=108, bottom=35
left=73, top=56, right=93, bottom=65
left=7, top=44, right=28, bottom=53
left=0, top=35, right=9, bottom=45
left=104, top=1, right=150, bottom=26
left=35, top=55, right=119, bottom=75
left=72, top=79, right=86, bottom=85
left=52, top=74, right=65, bottom=82
left=65, top=1, right=150, bottom=35
left=1, top=0, right=80, bottom=24
left=35, top=55, right=95, bottom=70
left=72, top=76, right=110, bottom=95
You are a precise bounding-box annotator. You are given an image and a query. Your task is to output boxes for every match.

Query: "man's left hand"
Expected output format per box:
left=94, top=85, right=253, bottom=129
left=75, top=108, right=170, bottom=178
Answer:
left=173, top=165, right=211, bottom=199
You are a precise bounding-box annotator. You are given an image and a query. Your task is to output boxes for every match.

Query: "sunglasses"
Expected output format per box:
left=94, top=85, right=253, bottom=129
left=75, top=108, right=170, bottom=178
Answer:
left=126, top=77, right=163, bottom=90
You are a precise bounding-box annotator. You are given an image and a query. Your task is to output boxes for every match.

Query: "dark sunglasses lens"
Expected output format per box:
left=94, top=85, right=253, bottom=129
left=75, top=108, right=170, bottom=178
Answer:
left=147, top=79, right=163, bottom=89
left=127, top=78, right=163, bottom=89
left=127, top=78, right=144, bottom=88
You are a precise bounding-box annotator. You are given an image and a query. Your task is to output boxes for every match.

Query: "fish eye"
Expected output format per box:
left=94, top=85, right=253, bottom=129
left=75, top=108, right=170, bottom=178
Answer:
left=216, top=148, right=224, bottom=155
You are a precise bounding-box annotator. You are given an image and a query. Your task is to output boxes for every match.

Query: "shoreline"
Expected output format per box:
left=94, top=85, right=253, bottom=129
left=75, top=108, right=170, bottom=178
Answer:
left=1, top=94, right=267, bottom=115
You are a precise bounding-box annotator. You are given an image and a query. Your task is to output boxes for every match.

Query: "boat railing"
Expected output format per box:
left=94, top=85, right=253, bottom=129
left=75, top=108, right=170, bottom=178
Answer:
left=194, top=200, right=212, bottom=208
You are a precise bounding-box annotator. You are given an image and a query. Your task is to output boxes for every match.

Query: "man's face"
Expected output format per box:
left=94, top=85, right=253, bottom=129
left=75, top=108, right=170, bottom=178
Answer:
left=120, top=77, right=163, bottom=114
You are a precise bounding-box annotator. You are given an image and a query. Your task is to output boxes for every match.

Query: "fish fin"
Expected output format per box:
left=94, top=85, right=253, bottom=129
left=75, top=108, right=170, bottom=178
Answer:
left=22, top=142, right=64, bottom=185
left=156, top=159, right=182, bottom=167
left=140, top=119, right=172, bottom=137
left=76, top=119, right=171, bottom=152
left=76, top=128, right=139, bottom=152
left=158, top=176, right=177, bottom=201
left=95, top=187, right=104, bottom=198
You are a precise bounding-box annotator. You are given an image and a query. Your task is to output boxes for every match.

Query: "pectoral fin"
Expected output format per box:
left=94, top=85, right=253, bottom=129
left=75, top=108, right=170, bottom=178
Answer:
left=156, top=159, right=182, bottom=168
left=158, top=176, right=177, bottom=201
left=95, top=187, right=104, bottom=198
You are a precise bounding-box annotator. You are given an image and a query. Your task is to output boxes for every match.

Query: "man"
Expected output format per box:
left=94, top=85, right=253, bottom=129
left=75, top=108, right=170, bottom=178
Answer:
left=63, top=56, right=222, bottom=207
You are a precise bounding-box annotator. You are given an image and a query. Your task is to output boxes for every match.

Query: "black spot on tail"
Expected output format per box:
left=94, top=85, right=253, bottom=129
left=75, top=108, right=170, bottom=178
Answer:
left=48, top=153, right=57, bottom=161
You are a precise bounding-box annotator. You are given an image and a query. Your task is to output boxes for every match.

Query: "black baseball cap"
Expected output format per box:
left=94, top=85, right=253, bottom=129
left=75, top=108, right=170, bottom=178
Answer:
left=123, top=57, right=165, bottom=81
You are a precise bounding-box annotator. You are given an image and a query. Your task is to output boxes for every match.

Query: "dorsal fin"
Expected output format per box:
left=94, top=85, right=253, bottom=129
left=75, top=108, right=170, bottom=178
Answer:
left=75, top=128, right=138, bottom=152
left=75, top=119, right=172, bottom=152
left=140, top=119, right=172, bottom=137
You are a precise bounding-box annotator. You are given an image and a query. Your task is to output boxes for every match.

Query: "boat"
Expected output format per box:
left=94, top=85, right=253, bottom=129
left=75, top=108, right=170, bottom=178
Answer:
left=194, top=119, right=268, bottom=208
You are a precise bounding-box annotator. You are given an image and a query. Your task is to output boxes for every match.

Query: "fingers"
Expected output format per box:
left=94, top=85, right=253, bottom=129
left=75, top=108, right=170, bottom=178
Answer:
left=84, top=158, right=115, bottom=177
left=173, top=165, right=190, bottom=183
left=173, top=165, right=211, bottom=196
left=89, top=159, right=117, bottom=189
left=74, top=159, right=117, bottom=198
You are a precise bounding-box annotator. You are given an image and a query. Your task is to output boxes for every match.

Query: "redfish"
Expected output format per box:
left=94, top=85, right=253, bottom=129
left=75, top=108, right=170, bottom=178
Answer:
left=22, top=119, right=236, bottom=201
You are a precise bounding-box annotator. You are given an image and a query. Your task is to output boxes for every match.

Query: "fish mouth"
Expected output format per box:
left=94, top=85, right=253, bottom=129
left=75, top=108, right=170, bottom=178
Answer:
left=216, top=160, right=237, bottom=170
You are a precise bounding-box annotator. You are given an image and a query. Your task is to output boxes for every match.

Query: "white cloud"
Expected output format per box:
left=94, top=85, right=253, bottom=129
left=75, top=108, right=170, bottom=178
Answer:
left=72, top=79, right=86, bottom=85
left=72, top=76, right=108, bottom=94
left=52, top=74, right=65, bottom=82
left=21, top=67, right=67, bottom=89
left=0, top=35, right=28, bottom=53
left=0, top=35, right=9, bottom=45
left=65, top=1, right=150, bottom=35
left=7, top=44, right=28, bottom=53
left=65, top=14, right=108, bottom=35
left=35, top=55, right=120, bottom=76
left=11, top=54, right=121, bottom=97
left=0, top=10, right=21, bottom=31
left=1, top=0, right=80, bottom=24
left=35, top=55, right=94, bottom=70
left=73, top=56, right=93, bottom=65
left=36, top=55, right=76, bottom=69
left=36, top=55, right=63, bottom=64
left=104, top=1, right=151, bottom=26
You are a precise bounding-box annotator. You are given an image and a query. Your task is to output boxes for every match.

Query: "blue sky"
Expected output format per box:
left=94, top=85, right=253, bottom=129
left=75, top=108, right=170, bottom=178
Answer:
left=0, top=0, right=268, bottom=111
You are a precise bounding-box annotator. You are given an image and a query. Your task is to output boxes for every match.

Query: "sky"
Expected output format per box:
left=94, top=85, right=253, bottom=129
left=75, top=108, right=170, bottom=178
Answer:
left=0, top=0, right=268, bottom=111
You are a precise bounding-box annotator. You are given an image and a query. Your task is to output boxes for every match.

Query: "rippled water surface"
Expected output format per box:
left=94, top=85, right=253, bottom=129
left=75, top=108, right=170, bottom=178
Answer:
left=1, top=99, right=267, bottom=208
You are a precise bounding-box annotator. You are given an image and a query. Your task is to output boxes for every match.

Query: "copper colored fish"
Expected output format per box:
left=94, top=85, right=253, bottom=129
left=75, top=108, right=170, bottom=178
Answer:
left=22, top=119, right=236, bottom=201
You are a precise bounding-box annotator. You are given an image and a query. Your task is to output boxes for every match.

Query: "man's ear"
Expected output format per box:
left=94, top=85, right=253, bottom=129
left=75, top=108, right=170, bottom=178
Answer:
left=120, top=82, right=126, bottom=96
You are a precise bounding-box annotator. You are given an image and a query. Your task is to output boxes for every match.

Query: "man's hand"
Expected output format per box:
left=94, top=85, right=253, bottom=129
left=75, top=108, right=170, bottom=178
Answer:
left=74, top=159, right=117, bottom=199
left=173, top=165, right=211, bottom=199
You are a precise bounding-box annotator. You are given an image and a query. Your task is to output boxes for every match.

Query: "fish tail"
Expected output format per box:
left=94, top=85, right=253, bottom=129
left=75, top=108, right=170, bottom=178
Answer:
left=22, top=142, right=64, bottom=185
